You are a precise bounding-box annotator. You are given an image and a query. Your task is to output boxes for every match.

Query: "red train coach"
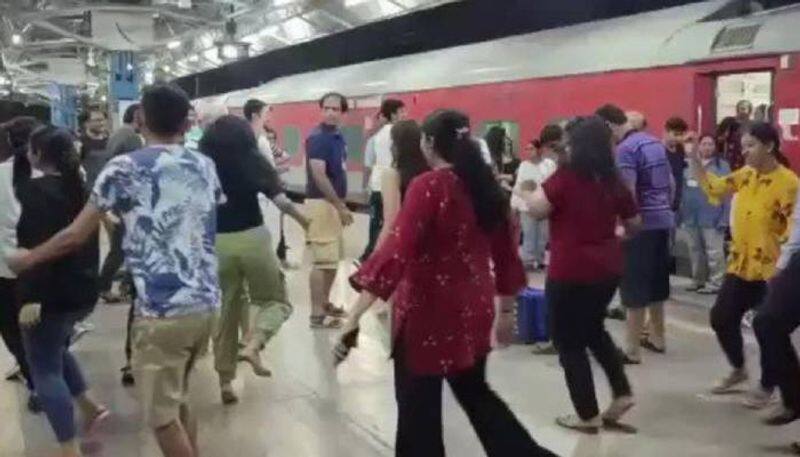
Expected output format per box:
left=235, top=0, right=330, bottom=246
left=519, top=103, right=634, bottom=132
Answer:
left=196, top=0, right=800, bottom=183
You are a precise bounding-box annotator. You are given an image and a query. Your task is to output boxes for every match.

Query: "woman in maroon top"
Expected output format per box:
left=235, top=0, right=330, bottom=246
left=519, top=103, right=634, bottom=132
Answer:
left=338, top=110, right=556, bottom=457
left=521, top=116, right=641, bottom=434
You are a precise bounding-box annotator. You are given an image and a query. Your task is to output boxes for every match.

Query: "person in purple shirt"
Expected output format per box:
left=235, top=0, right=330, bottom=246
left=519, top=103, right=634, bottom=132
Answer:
left=596, top=105, right=675, bottom=365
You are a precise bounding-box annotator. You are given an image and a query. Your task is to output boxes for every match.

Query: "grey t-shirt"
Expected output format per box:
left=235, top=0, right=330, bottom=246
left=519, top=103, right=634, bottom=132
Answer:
left=107, top=125, right=144, bottom=158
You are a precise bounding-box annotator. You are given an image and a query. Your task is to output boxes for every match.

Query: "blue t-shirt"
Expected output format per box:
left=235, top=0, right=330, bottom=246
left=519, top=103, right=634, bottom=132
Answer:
left=91, top=145, right=223, bottom=318
left=305, top=124, right=347, bottom=199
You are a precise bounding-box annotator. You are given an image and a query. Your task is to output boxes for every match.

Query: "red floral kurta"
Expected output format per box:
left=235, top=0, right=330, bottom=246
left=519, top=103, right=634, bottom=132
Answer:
left=351, top=169, right=526, bottom=376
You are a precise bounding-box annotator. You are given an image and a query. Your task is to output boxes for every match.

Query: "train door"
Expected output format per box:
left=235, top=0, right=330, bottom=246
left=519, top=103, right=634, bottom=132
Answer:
left=715, top=71, right=773, bottom=123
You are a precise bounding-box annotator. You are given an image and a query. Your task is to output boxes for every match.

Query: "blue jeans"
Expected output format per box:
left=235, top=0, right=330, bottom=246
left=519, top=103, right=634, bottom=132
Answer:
left=23, top=309, right=90, bottom=443
left=519, top=215, right=548, bottom=267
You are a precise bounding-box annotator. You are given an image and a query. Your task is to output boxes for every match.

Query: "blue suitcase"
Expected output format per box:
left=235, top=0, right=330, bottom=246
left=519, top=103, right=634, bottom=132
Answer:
left=516, top=287, right=549, bottom=344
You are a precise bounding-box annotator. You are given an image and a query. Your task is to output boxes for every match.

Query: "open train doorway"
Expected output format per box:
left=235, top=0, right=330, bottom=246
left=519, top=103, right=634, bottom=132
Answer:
left=715, top=71, right=773, bottom=124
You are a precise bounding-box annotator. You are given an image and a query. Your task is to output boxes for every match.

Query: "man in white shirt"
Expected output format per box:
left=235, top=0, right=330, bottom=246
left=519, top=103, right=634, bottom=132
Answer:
left=244, top=99, right=276, bottom=166
left=360, top=99, right=406, bottom=262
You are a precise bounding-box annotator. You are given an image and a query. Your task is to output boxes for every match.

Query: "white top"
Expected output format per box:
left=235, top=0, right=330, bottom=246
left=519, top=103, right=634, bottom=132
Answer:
left=511, top=158, right=557, bottom=212
left=0, top=158, right=20, bottom=278
left=257, top=134, right=276, bottom=167
left=364, top=124, right=394, bottom=192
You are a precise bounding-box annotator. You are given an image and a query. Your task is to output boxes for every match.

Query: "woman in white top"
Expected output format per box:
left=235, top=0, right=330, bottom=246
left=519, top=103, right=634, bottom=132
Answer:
left=513, top=136, right=558, bottom=270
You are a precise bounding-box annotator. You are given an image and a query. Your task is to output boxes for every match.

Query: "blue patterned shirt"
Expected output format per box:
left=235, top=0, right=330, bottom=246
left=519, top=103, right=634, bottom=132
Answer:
left=91, top=145, right=223, bottom=318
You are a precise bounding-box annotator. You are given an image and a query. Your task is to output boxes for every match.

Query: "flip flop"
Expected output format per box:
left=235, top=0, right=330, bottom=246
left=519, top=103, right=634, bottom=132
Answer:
left=84, top=408, right=110, bottom=435
left=602, top=418, right=638, bottom=434
left=324, top=303, right=347, bottom=318
left=333, top=327, right=360, bottom=367
left=310, top=315, right=342, bottom=329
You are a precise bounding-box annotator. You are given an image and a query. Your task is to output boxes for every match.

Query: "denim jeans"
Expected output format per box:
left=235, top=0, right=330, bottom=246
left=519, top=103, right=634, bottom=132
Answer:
left=23, top=309, right=91, bottom=442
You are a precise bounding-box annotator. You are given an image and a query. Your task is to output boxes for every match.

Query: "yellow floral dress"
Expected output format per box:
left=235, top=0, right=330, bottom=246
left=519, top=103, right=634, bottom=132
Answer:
left=700, top=165, right=799, bottom=281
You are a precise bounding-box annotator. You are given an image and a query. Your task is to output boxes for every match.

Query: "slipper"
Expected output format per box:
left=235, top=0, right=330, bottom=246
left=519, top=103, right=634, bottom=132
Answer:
left=602, top=418, right=638, bottom=434
left=640, top=339, right=666, bottom=354
left=84, top=408, right=110, bottom=435
left=324, top=303, right=347, bottom=318
left=333, top=327, right=360, bottom=367
left=310, top=315, right=342, bottom=329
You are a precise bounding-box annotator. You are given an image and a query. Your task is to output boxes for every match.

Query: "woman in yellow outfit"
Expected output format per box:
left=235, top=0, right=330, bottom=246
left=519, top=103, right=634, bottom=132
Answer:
left=689, top=122, right=798, bottom=407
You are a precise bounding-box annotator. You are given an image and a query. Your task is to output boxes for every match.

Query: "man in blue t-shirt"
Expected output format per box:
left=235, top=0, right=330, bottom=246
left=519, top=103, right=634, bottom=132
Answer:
left=305, top=92, right=353, bottom=329
left=10, top=84, right=222, bottom=457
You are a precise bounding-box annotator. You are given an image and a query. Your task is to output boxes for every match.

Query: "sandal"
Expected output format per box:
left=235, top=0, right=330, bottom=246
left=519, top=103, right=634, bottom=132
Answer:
left=84, top=407, right=110, bottom=434
left=310, top=315, right=342, bottom=329
left=324, top=302, right=347, bottom=318
left=640, top=339, right=666, bottom=354
left=333, top=327, right=360, bottom=367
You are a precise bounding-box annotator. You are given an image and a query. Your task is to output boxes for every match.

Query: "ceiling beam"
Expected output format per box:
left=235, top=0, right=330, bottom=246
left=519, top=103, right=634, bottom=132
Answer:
left=29, top=19, right=110, bottom=49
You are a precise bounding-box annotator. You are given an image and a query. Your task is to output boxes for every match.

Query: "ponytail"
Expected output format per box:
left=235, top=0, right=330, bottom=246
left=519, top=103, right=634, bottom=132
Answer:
left=30, top=126, right=86, bottom=216
left=421, top=110, right=508, bottom=233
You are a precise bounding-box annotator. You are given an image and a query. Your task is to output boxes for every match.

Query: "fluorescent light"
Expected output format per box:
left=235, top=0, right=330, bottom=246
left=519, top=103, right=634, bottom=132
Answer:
left=167, top=40, right=181, bottom=49
left=364, top=81, right=388, bottom=87
left=144, top=72, right=154, bottom=84
left=11, top=34, right=22, bottom=45
left=126, top=63, right=134, bottom=71
left=100, top=95, right=107, bottom=102
left=221, top=44, right=238, bottom=59
left=344, top=0, right=370, bottom=6
left=163, top=65, right=171, bottom=72
left=188, top=54, right=199, bottom=63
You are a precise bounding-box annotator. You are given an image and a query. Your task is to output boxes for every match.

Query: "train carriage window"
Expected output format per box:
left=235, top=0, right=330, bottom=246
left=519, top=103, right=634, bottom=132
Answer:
left=282, top=126, right=301, bottom=156
left=339, top=125, right=365, bottom=165
left=716, top=72, right=773, bottom=124
left=479, top=121, right=520, bottom=155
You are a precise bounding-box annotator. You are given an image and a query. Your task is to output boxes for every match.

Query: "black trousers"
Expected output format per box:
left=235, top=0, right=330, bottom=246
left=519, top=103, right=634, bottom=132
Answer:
left=360, top=192, right=383, bottom=262
left=710, top=274, right=773, bottom=388
left=98, top=223, right=125, bottom=293
left=393, top=351, right=558, bottom=457
left=547, top=278, right=632, bottom=420
left=0, top=278, right=33, bottom=389
left=754, top=253, right=800, bottom=410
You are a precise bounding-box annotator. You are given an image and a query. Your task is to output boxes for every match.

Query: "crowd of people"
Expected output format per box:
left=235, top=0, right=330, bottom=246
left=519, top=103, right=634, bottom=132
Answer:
left=0, top=81, right=799, bottom=457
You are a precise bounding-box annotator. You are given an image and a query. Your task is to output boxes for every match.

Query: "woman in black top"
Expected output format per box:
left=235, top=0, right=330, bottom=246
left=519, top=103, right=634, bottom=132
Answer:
left=200, top=115, right=309, bottom=404
left=16, top=126, right=107, bottom=457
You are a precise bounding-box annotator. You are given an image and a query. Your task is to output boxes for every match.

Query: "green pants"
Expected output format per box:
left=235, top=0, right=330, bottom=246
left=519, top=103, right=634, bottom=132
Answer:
left=213, top=226, right=292, bottom=383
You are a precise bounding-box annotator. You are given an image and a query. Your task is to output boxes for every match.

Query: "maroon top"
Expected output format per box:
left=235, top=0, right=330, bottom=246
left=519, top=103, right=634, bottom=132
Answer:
left=543, top=168, right=638, bottom=283
left=351, top=168, right=525, bottom=376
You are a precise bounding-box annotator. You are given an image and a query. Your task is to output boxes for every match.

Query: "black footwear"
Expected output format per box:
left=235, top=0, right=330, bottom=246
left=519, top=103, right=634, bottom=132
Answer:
left=763, top=407, right=800, bottom=426
left=27, top=394, right=42, bottom=414
left=607, top=308, right=626, bottom=321
left=640, top=339, right=666, bottom=354
left=5, top=366, right=22, bottom=382
left=619, top=350, right=641, bottom=365
left=121, top=367, right=135, bottom=387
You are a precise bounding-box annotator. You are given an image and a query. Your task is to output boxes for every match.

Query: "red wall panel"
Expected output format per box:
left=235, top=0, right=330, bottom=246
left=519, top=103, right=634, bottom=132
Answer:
left=269, top=53, right=800, bottom=171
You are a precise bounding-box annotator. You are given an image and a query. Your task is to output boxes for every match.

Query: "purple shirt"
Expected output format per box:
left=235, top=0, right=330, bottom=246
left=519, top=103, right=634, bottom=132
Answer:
left=616, top=131, right=675, bottom=230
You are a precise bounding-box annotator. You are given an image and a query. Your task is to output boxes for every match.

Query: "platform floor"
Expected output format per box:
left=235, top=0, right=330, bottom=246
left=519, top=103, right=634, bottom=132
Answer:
left=2, top=211, right=799, bottom=457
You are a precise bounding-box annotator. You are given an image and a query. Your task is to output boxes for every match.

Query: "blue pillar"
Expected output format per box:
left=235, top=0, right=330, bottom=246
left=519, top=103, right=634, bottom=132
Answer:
left=108, top=51, right=140, bottom=102
left=48, top=83, right=78, bottom=130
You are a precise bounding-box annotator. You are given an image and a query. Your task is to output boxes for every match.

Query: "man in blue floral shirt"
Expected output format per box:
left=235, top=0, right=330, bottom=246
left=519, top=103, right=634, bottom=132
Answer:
left=10, top=83, right=222, bottom=457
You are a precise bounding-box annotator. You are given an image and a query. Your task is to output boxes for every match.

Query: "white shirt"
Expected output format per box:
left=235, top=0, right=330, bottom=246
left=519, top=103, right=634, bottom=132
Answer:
left=511, top=158, right=557, bottom=212
left=0, top=158, right=20, bottom=278
left=257, top=134, right=276, bottom=167
left=364, top=124, right=394, bottom=192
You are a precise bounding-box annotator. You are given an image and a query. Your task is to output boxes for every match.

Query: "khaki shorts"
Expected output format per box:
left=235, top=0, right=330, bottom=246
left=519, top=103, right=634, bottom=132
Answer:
left=131, top=312, right=215, bottom=429
left=305, top=199, right=344, bottom=269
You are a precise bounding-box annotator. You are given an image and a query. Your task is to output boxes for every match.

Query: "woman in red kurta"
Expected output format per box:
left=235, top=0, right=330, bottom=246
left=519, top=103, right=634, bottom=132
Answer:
left=338, top=110, right=557, bottom=457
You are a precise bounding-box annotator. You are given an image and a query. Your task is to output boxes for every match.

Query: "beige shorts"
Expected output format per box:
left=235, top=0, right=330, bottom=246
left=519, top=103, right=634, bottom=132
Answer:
left=305, top=199, right=344, bottom=269
left=131, top=312, right=215, bottom=429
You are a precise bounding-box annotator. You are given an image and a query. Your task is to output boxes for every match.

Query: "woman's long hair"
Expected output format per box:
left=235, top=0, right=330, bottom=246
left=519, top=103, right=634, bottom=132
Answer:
left=390, top=120, right=430, bottom=199
left=7, top=116, right=39, bottom=190
left=29, top=126, right=85, bottom=217
left=421, top=110, right=508, bottom=233
left=564, top=116, right=626, bottom=194
left=484, top=126, right=507, bottom=170
left=744, top=121, right=790, bottom=167
left=199, top=114, right=276, bottom=197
